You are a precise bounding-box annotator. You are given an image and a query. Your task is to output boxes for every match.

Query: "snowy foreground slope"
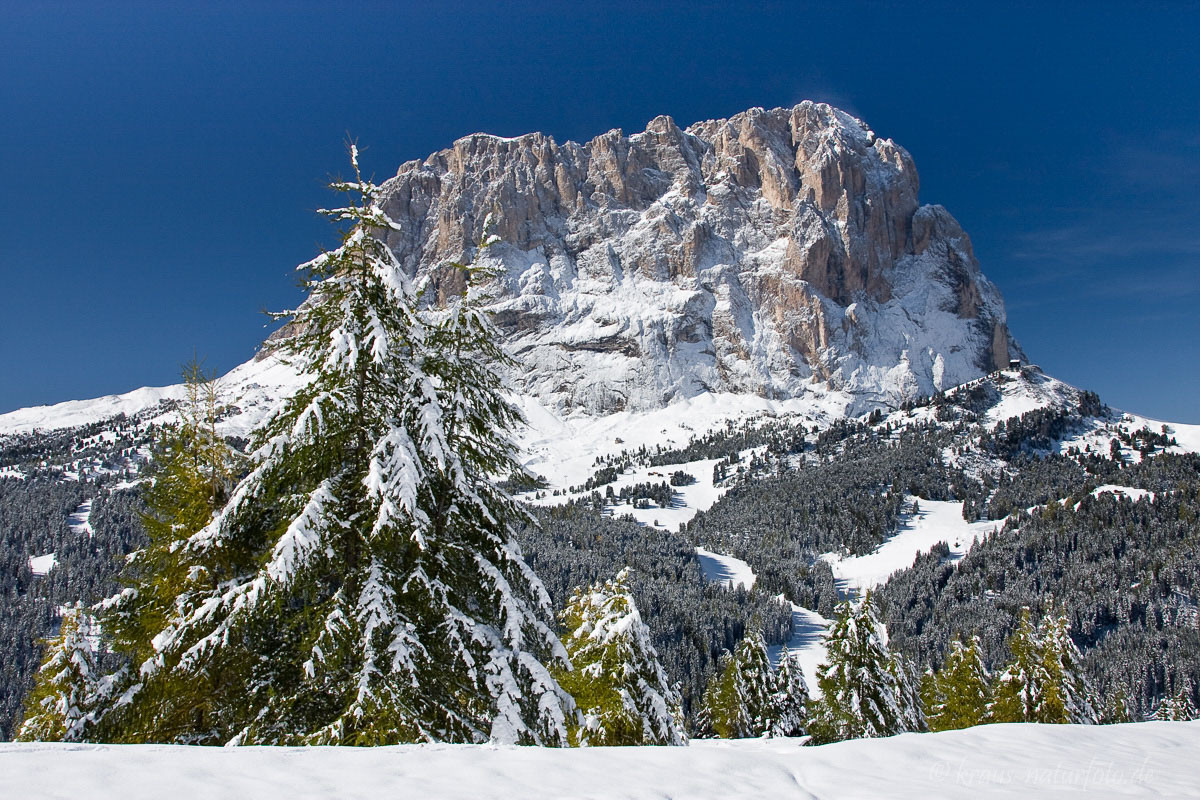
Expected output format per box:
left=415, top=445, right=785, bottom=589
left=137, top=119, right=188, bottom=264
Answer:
left=4, top=722, right=1198, bottom=799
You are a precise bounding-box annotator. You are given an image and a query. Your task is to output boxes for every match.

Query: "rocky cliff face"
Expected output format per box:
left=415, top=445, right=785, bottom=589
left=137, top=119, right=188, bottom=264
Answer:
left=378, top=102, right=1021, bottom=414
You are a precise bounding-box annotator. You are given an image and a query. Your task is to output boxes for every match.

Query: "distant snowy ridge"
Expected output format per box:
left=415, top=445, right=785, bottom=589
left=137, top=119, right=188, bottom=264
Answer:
left=3, top=722, right=1197, bottom=799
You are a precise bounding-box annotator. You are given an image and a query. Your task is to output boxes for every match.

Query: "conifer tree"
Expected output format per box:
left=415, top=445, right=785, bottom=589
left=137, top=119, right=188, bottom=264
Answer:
left=767, top=649, right=810, bottom=738
left=75, top=145, right=574, bottom=746
left=1153, top=686, right=1197, bottom=721
left=101, top=359, right=236, bottom=677
left=1040, top=610, right=1099, bottom=724
left=989, top=608, right=1045, bottom=724
left=17, top=362, right=237, bottom=743
left=17, top=604, right=100, bottom=741
left=553, top=569, right=686, bottom=746
left=921, top=636, right=991, bottom=732
left=1099, top=688, right=1133, bottom=724
left=990, top=607, right=1098, bottom=725
left=696, top=628, right=779, bottom=738
left=808, top=594, right=924, bottom=744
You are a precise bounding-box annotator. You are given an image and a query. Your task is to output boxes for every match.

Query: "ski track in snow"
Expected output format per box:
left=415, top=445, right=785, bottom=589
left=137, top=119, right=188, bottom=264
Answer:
left=3, top=722, right=1198, bottom=799
left=823, top=498, right=1000, bottom=598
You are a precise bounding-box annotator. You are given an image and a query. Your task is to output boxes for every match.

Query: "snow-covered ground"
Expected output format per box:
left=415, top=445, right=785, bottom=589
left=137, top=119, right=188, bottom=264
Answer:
left=0, top=356, right=304, bottom=438
left=520, top=454, right=727, bottom=531
left=67, top=500, right=94, bottom=539
left=513, top=390, right=840, bottom=494
left=981, top=368, right=1076, bottom=426
left=691, top=550, right=832, bottom=695
left=4, top=722, right=1198, bottom=799
left=28, top=553, right=57, bottom=576
left=1092, top=485, right=1155, bottom=503
left=694, top=546, right=756, bottom=590
left=823, top=499, right=1000, bottom=598
left=768, top=601, right=831, bottom=696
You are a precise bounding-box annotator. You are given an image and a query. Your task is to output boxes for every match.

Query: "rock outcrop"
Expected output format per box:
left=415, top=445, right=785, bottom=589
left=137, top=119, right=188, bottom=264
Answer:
left=379, top=102, right=1021, bottom=413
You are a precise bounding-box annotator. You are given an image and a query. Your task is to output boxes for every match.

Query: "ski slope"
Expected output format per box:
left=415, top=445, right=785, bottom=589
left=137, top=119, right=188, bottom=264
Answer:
left=67, top=500, right=94, bottom=539
left=694, top=547, right=756, bottom=590
left=824, top=499, right=1000, bottom=597
left=4, top=722, right=1197, bottom=799
left=768, top=601, right=831, bottom=697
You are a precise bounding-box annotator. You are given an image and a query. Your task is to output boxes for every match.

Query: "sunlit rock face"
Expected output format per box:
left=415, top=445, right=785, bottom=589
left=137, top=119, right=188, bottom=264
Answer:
left=379, top=102, right=1021, bottom=414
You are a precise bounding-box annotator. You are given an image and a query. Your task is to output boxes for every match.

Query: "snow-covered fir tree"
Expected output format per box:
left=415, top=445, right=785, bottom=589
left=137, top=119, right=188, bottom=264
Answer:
left=921, top=636, right=991, bottom=732
left=767, top=649, right=810, bottom=738
left=17, top=604, right=100, bottom=741
left=809, top=594, right=924, bottom=744
left=1100, top=689, right=1134, bottom=724
left=553, top=569, right=686, bottom=746
left=696, top=628, right=777, bottom=738
left=1152, top=686, right=1197, bottom=722
left=990, top=607, right=1098, bottom=725
left=60, top=146, right=574, bottom=746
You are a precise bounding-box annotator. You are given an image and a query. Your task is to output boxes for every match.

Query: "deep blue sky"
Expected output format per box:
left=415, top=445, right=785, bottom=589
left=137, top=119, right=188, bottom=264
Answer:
left=3, top=1, right=1197, bottom=422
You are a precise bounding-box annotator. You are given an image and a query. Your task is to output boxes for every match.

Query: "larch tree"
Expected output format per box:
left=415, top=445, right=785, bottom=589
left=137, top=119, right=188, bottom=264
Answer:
left=553, top=569, right=686, bottom=746
left=52, top=145, right=574, bottom=746
left=990, top=607, right=1098, bottom=725
left=17, top=361, right=237, bottom=743
left=1040, top=610, right=1099, bottom=724
left=989, top=608, right=1046, bottom=724
left=921, top=636, right=991, bottom=732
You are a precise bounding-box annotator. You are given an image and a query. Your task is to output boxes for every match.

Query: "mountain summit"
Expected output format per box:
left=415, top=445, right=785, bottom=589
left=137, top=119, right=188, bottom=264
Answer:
left=376, top=102, right=1020, bottom=414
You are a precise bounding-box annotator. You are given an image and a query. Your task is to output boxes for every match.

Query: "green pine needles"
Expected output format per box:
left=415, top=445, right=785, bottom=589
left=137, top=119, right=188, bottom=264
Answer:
left=989, top=607, right=1099, bottom=725
left=921, top=636, right=991, bottom=732
left=17, top=604, right=100, bottom=742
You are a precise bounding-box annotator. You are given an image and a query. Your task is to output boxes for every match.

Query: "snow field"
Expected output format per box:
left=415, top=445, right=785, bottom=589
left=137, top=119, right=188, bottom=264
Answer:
left=768, top=601, right=832, bottom=697
left=0, top=356, right=306, bottom=438
left=822, top=498, right=1000, bottom=597
left=690, top=550, right=833, bottom=696
left=27, top=500, right=97, bottom=577
left=520, top=453, right=727, bottom=532
left=3, top=722, right=1197, bottom=799
left=67, top=500, right=94, bottom=539
left=694, top=547, right=756, bottom=590
left=1091, top=485, right=1155, bottom=502
left=513, top=390, right=838, bottom=498
left=29, top=553, right=57, bottom=576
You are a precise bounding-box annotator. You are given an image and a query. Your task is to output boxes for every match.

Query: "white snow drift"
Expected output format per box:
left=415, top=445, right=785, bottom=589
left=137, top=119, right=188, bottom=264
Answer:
left=2, top=722, right=1197, bottom=799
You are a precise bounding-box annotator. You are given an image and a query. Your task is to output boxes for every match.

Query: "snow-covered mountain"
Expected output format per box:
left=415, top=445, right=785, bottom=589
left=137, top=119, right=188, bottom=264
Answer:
left=380, top=101, right=1021, bottom=414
